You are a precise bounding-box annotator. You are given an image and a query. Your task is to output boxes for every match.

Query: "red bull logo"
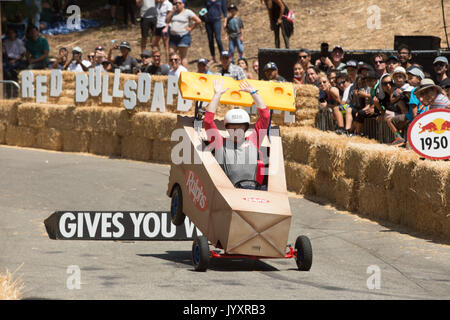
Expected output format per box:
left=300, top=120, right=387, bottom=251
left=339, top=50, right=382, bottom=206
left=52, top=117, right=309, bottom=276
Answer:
left=418, top=118, right=450, bottom=134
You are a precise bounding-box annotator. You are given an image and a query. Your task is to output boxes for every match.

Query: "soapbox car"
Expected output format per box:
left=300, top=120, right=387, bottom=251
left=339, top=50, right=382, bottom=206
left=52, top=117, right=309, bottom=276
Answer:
left=166, top=72, right=312, bottom=271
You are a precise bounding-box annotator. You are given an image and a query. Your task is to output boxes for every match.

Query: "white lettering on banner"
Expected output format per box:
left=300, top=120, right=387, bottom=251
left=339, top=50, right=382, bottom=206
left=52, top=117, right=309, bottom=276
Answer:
left=177, top=91, right=193, bottom=112
left=75, top=73, right=89, bottom=102
left=101, top=212, right=112, bottom=237
left=36, top=75, right=47, bottom=103
left=137, top=73, right=151, bottom=102
left=130, top=212, right=145, bottom=237
left=112, top=69, right=124, bottom=98
left=50, top=69, right=62, bottom=97
left=185, top=170, right=208, bottom=211
left=143, top=212, right=160, bottom=237
left=101, top=73, right=113, bottom=103
left=88, top=68, right=102, bottom=97
left=184, top=218, right=203, bottom=238
left=112, top=213, right=125, bottom=237
left=151, top=82, right=165, bottom=112
left=21, top=70, right=34, bottom=98
left=77, top=212, right=84, bottom=237
left=66, top=5, right=81, bottom=30
left=59, top=212, right=76, bottom=238
left=123, top=80, right=137, bottom=110
left=66, top=265, right=81, bottom=290
left=161, top=213, right=176, bottom=238
left=166, top=75, right=178, bottom=105
left=84, top=212, right=101, bottom=237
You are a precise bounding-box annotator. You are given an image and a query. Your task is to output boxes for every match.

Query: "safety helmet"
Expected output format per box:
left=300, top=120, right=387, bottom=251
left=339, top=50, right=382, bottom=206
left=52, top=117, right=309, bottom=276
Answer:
left=224, top=108, right=250, bottom=125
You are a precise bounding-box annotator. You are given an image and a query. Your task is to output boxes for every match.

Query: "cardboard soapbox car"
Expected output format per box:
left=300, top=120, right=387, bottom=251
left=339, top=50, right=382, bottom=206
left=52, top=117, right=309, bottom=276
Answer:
left=166, top=72, right=312, bottom=271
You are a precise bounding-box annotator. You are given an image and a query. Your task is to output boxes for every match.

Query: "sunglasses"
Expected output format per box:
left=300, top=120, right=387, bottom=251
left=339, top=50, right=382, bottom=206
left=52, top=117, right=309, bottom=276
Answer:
left=170, top=58, right=180, bottom=62
left=174, top=1, right=182, bottom=4
left=374, top=60, right=385, bottom=64
left=153, top=55, right=161, bottom=58
left=88, top=55, right=95, bottom=58
left=338, top=80, right=346, bottom=85
left=299, top=55, right=308, bottom=59
left=141, top=55, right=151, bottom=58
left=382, top=81, right=393, bottom=85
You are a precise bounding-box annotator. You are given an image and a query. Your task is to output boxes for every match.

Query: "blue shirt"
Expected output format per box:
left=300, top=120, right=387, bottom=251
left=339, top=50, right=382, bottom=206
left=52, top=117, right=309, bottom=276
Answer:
left=204, top=0, right=227, bottom=23
left=406, top=88, right=420, bottom=121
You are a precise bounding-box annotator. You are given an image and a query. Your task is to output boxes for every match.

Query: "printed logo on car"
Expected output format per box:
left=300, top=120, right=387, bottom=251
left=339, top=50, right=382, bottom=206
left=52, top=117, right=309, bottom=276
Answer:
left=185, top=170, right=208, bottom=211
left=243, top=197, right=270, bottom=204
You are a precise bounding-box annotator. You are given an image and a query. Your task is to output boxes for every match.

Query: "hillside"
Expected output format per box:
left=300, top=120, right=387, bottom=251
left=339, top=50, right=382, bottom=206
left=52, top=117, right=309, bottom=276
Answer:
left=43, top=0, right=450, bottom=72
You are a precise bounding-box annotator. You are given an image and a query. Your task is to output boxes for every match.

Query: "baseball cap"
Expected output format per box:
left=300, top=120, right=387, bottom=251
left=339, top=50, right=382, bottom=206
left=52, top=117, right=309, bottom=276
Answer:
left=406, top=67, right=425, bottom=80
left=72, top=46, right=82, bottom=53
left=332, top=45, right=344, bottom=53
left=228, top=4, right=238, bottom=10
left=345, top=60, right=357, bottom=68
left=95, top=45, right=105, bottom=51
left=263, top=62, right=278, bottom=71
left=141, top=50, right=152, bottom=58
left=119, top=41, right=131, bottom=50
left=439, top=77, right=450, bottom=89
left=220, top=50, right=232, bottom=58
left=433, top=56, right=449, bottom=65
left=387, top=55, right=399, bottom=62
left=198, top=58, right=208, bottom=65
left=392, top=66, right=407, bottom=76
left=365, top=70, right=378, bottom=79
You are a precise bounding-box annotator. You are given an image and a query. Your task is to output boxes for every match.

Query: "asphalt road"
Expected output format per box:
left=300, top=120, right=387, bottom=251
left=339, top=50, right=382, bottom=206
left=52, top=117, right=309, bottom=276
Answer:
left=0, top=145, right=449, bottom=300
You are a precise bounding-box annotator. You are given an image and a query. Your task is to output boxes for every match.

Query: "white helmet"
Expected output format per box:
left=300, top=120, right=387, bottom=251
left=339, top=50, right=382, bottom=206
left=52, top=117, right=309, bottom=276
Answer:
left=224, top=109, right=250, bottom=125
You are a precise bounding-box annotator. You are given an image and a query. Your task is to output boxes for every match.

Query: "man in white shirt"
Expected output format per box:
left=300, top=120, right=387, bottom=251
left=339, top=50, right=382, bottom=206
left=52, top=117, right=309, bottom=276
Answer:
left=137, top=0, right=157, bottom=52
left=64, top=47, right=91, bottom=72
left=3, top=28, right=26, bottom=79
left=152, top=0, right=173, bottom=62
left=168, top=52, right=187, bottom=78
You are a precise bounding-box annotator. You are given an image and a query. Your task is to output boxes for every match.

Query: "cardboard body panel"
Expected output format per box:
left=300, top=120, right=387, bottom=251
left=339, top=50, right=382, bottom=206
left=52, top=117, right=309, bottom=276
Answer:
left=167, top=116, right=292, bottom=257
left=178, top=72, right=296, bottom=112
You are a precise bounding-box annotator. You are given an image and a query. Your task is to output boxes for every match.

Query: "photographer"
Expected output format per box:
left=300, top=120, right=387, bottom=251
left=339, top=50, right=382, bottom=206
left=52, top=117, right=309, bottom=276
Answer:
left=108, top=41, right=138, bottom=74
left=64, top=47, right=91, bottom=72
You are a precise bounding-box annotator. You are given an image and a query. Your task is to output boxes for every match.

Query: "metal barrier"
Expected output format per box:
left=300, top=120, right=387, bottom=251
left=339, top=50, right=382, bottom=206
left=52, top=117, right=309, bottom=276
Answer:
left=0, top=80, right=20, bottom=99
left=315, top=108, right=395, bottom=144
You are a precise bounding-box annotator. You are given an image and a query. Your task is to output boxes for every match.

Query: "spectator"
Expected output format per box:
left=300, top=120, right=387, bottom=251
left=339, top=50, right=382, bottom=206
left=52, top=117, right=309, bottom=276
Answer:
left=137, top=0, right=157, bottom=52
left=203, top=0, right=226, bottom=64
left=217, top=50, right=246, bottom=80
left=433, top=56, right=448, bottom=85
left=298, top=49, right=313, bottom=72
left=145, top=49, right=169, bottom=74
left=293, top=62, right=304, bottom=84
left=224, top=4, right=245, bottom=63
left=120, top=0, right=137, bottom=27
left=345, top=60, right=358, bottom=83
left=87, top=52, right=96, bottom=65
left=197, top=58, right=212, bottom=74
left=397, top=44, right=412, bottom=70
left=305, top=66, right=319, bottom=86
left=261, top=0, right=292, bottom=48
left=252, top=60, right=259, bottom=79
left=404, top=67, right=425, bottom=126
left=138, top=50, right=153, bottom=73
left=390, top=66, right=412, bottom=114
left=440, top=78, right=450, bottom=98
left=108, top=41, right=138, bottom=74
left=372, top=53, right=387, bottom=77
left=90, top=50, right=108, bottom=72
left=3, top=28, right=26, bottom=79
left=327, top=69, right=337, bottom=87
left=336, top=72, right=351, bottom=103
left=64, top=47, right=91, bottom=72
left=51, top=47, right=68, bottom=70
left=237, top=58, right=253, bottom=79
left=168, top=52, right=187, bottom=78
left=346, top=74, right=371, bottom=134
left=165, top=0, right=201, bottom=67
left=25, top=25, right=49, bottom=69
left=152, top=0, right=173, bottom=63
left=386, top=55, right=400, bottom=74
left=263, top=62, right=285, bottom=82
left=329, top=46, right=346, bottom=71
left=357, top=62, right=374, bottom=78
left=415, top=78, right=450, bottom=110
left=317, top=72, right=345, bottom=134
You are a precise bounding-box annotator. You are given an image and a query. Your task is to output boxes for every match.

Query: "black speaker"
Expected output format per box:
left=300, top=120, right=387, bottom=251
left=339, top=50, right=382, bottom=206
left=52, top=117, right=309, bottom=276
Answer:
left=394, top=36, right=441, bottom=51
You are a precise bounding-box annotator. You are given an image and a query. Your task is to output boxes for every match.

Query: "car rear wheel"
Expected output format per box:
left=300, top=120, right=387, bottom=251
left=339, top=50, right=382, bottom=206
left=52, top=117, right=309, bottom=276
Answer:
left=171, top=185, right=186, bottom=226
left=295, top=235, right=312, bottom=271
left=192, top=235, right=210, bottom=272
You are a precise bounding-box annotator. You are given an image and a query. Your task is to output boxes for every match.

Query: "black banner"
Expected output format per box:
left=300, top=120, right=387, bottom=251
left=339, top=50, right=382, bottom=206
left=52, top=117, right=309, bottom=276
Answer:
left=44, top=211, right=202, bottom=241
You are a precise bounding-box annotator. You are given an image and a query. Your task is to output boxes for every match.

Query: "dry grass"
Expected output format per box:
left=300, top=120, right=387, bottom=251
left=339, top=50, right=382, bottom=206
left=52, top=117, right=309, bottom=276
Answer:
left=0, top=268, right=24, bottom=300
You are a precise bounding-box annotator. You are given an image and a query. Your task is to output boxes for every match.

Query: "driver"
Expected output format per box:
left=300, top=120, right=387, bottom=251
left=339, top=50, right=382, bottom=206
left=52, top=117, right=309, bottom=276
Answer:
left=203, top=79, right=270, bottom=189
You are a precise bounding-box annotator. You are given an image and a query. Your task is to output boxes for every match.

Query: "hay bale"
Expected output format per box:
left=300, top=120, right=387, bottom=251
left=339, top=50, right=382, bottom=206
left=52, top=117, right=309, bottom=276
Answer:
left=363, top=144, right=398, bottom=187
left=121, top=136, right=152, bottom=161
left=357, top=182, right=388, bottom=221
left=314, top=136, right=347, bottom=178
left=343, top=143, right=371, bottom=180
left=295, top=108, right=318, bottom=122
left=0, top=99, right=19, bottom=125
left=152, top=139, right=173, bottom=163
left=335, top=176, right=356, bottom=211
left=34, top=127, right=62, bottom=151
left=285, top=161, right=316, bottom=195
left=387, top=151, right=419, bottom=193
left=295, top=84, right=319, bottom=110
left=72, top=107, right=103, bottom=132
left=313, top=170, right=337, bottom=203
left=89, top=132, right=121, bottom=156
left=0, top=123, right=6, bottom=144
left=5, top=125, right=35, bottom=147
left=47, top=105, right=75, bottom=130
left=282, top=126, right=322, bottom=164
left=62, top=130, right=90, bottom=153
left=17, top=103, right=50, bottom=128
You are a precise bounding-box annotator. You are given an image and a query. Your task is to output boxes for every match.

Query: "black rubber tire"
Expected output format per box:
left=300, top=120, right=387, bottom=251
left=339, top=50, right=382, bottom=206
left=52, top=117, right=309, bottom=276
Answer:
left=170, top=185, right=186, bottom=226
left=192, top=236, right=210, bottom=272
left=295, top=235, right=313, bottom=271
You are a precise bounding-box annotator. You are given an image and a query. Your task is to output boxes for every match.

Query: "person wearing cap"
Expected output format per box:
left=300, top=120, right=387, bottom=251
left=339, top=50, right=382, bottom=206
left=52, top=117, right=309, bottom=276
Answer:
left=144, top=49, right=169, bottom=75
left=433, top=56, right=448, bottom=85
left=415, top=78, right=450, bottom=110
left=386, top=55, right=400, bottom=74
left=64, top=47, right=91, bottom=72
left=224, top=4, right=245, bottom=63
left=390, top=66, right=412, bottom=114
left=164, top=0, right=201, bottom=67
left=203, top=0, right=227, bottom=64
left=90, top=50, right=108, bottom=72
left=95, top=45, right=105, bottom=53
left=24, top=25, right=49, bottom=70
left=330, top=46, right=346, bottom=71
left=263, top=62, right=285, bottom=82
left=402, top=67, right=424, bottom=128
left=138, top=50, right=153, bottom=73
left=108, top=41, right=138, bottom=74
left=51, top=47, right=68, bottom=70
left=197, top=58, right=212, bottom=74
left=345, top=60, right=358, bottom=83
left=397, top=44, right=412, bottom=70
left=218, top=50, right=247, bottom=80
left=440, top=78, right=450, bottom=98
left=372, top=53, right=387, bottom=77
left=203, top=78, right=270, bottom=190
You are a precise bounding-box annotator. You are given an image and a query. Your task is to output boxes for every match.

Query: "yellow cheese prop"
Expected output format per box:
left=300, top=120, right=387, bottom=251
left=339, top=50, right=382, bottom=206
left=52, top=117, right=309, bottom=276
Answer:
left=178, top=72, right=296, bottom=112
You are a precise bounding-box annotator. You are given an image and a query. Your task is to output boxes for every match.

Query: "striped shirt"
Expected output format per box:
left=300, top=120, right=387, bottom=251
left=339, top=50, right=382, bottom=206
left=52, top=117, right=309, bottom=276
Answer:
left=430, top=93, right=450, bottom=109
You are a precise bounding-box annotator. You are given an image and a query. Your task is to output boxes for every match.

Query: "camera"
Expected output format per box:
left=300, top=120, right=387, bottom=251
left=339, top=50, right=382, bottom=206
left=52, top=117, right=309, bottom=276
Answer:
left=320, top=42, right=329, bottom=57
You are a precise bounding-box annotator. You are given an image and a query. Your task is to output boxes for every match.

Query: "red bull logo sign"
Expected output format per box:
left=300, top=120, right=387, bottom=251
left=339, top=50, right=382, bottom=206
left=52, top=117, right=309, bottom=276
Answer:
left=408, top=109, right=450, bottom=160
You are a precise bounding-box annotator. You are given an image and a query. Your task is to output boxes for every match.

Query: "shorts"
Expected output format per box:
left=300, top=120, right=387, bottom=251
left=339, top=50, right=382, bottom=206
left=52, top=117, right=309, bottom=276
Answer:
left=169, top=32, right=191, bottom=48
left=391, top=114, right=410, bottom=130
left=352, top=108, right=378, bottom=123
left=153, top=27, right=168, bottom=37
left=141, top=17, right=157, bottom=38
left=338, top=104, right=349, bottom=115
